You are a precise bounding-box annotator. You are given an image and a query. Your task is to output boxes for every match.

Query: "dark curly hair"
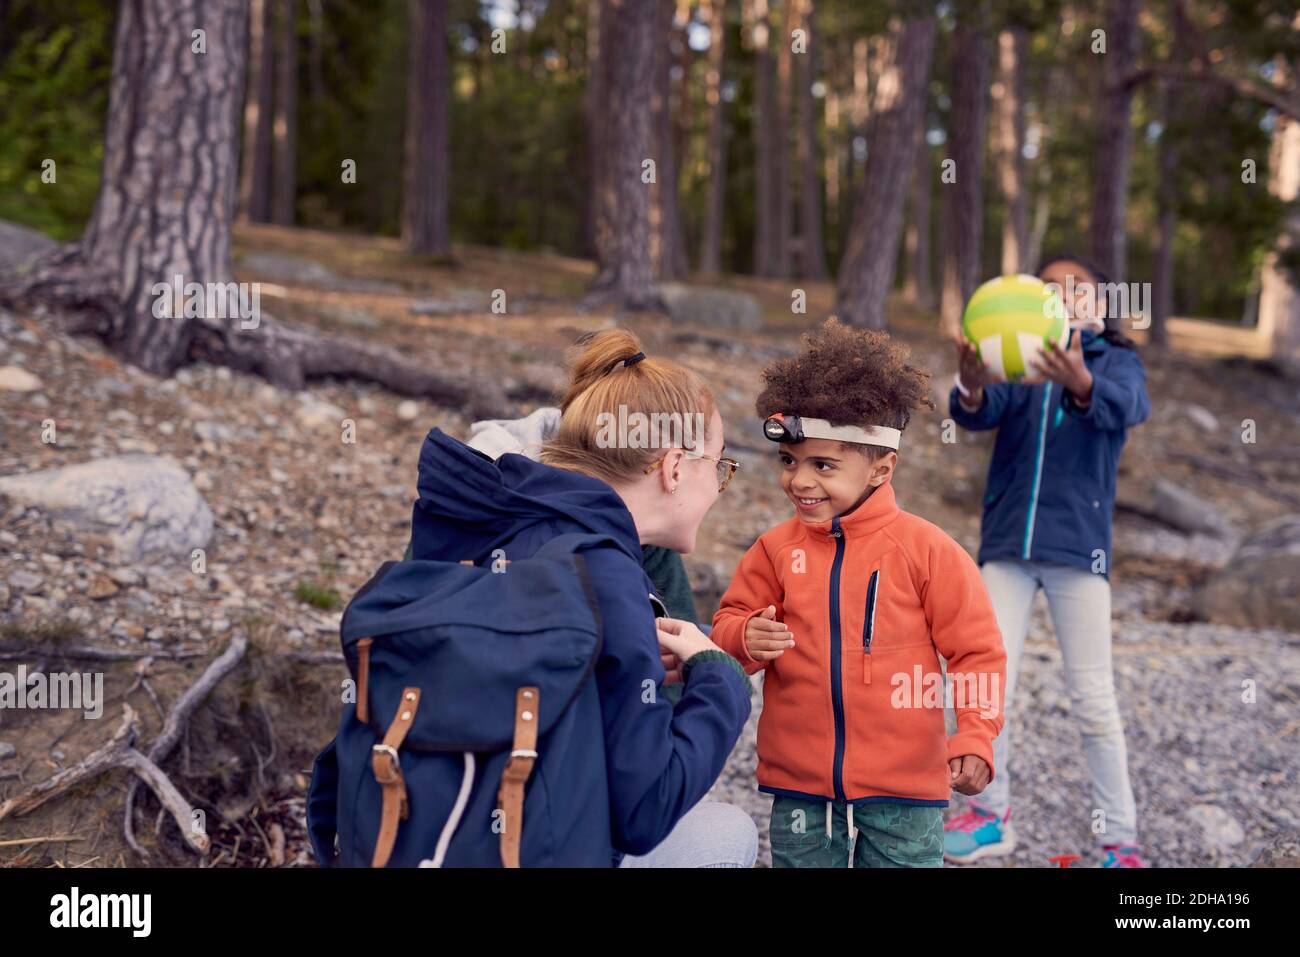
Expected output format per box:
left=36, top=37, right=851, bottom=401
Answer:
left=755, top=318, right=935, bottom=458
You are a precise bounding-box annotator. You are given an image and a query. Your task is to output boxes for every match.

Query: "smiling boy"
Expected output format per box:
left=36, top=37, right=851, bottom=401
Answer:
left=711, top=319, right=1007, bottom=868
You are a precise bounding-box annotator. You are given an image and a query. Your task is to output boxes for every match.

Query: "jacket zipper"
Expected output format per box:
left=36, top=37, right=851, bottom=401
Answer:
left=1022, top=383, right=1053, bottom=559
left=828, top=517, right=847, bottom=803
left=861, top=569, right=879, bottom=685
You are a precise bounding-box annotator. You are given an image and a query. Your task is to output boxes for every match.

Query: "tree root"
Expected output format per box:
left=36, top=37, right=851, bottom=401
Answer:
left=190, top=315, right=513, bottom=419
left=2, top=244, right=515, bottom=420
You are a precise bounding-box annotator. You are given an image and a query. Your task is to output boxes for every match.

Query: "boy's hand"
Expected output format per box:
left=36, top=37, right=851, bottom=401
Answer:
left=745, top=605, right=795, bottom=661
left=949, top=755, right=991, bottom=795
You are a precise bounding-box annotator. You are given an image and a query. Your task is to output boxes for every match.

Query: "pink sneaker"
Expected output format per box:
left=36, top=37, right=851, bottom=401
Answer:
left=1101, top=844, right=1146, bottom=868
left=944, top=805, right=1016, bottom=863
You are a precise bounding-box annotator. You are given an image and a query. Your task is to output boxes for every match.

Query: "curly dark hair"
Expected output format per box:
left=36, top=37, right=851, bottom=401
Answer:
left=755, top=318, right=935, bottom=457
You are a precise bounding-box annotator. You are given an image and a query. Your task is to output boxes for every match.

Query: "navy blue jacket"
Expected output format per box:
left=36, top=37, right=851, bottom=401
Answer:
left=949, top=331, right=1150, bottom=576
left=410, top=429, right=751, bottom=860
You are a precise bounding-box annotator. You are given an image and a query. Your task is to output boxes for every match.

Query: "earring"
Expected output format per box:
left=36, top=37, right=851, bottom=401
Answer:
left=670, top=487, right=678, bottom=495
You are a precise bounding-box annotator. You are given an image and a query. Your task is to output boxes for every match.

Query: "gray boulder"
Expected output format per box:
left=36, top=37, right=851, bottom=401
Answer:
left=656, top=283, right=762, bottom=331
left=1195, top=514, right=1300, bottom=631
left=408, top=289, right=492, bottom=316
left=239, top=251, right=337, bottom=285
left=0, top=219, right=56, bottom=276
left=1119, top=478, right=1236, bottom=538
left=0, top=455, right=213, bottom=561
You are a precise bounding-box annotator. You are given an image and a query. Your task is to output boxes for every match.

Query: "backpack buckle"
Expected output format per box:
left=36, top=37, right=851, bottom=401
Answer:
left=372, top=743, right=404, bottom=785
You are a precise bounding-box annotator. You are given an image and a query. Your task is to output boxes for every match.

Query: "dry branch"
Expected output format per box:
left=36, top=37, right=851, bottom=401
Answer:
left=123, top=634, right=248, bottom=858
left=0, top=705, right=210, bottom=855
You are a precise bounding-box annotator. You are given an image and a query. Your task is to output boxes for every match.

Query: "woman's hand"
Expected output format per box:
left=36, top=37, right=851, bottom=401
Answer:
left=656, top=617, right=719, bottom=684
left=953, top=334, right=996, bottom=408
left=1027, top=332, right=1093, bottom=404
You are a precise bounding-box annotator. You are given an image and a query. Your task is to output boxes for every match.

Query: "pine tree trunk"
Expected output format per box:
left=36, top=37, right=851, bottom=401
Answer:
left=795, top=0, right=827, bottom=281
left=938, top=3, right=991, bottom=336
left=0, top=0, right=246, bottom=373
left=824, top=82, right=841, bottom=250
left=904, top=133, right=934, bottom=311
left=0, top=0, right=511, bottom=416
left=585, top=0, right=611, bottom=262
left=589, top=0, right=659, bottom=308
left=835, top=16, right=936, bottom=329
left=994, top=24, right=1027, bottom=275
left=1257, top=48, right=1300, bottom=367
left=271, top=0, right=298, bottom=226
left=771, top=0, right=796, bottom=279
left=1089, top=0, right=1141, bottom=282
left=239, top=0, right=274, bottom=223
left=750, top=0, right=776, bottom=276
left=849, top=36, right=869, bottom=205
left=402, top=0, right=451, bottom=256
left=699, top=0, right=728, bottom=276
left=1151, top=4, right=1192, bottom=348
left=653, top=0, right=689, bottom=280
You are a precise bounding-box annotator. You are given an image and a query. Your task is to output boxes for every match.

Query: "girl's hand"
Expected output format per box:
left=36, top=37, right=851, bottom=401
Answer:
left=953, top=334, right=997, bottom=408
left=949, top=755, right=992, bottom=795
left=1028, top=332, right=1093, bottom=404
left=656, top=618, right=718, bottom=680
left=745, top=605, right=795, bottom=662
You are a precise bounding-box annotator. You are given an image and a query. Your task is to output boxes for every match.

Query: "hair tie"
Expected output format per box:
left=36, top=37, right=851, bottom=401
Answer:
left=611, top=351, right=646, bottom=372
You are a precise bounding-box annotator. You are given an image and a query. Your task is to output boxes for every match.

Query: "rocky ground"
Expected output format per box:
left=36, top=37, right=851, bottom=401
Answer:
left=1, top=223, right=1297, bottom=867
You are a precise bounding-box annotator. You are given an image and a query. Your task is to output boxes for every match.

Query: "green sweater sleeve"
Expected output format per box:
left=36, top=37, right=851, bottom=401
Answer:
left=640, top=545, right=699, bottom=625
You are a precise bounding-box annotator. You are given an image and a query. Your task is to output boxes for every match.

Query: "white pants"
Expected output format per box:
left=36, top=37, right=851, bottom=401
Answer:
left=618, top=801, right=758, bottom=868
left=976, top=559, right=1138, bottom=846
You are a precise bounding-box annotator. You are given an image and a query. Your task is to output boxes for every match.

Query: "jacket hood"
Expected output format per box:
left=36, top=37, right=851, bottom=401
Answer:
left=410, top=427, right=642, bottom=564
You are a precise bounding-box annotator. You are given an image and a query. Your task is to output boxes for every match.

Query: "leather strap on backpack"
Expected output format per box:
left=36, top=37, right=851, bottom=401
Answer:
left=370, top=687, right=421, bottom=867
left=496, top=686, right=539, bottom=868
left=355, top=637, right=374, bottom=723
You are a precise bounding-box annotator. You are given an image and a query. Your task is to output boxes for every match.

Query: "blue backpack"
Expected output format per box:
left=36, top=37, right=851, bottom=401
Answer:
left=306, top=533, right=619, bottom=867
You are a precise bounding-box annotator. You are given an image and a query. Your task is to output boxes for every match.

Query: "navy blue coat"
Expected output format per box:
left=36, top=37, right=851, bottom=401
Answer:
left=409, top=429, right=751, bottom=861
left=949, top=331, right=1150, bottom=576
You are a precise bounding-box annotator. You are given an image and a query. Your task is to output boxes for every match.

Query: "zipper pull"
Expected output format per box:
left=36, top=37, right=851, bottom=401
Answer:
left=830, top=517, right=842, bottom=539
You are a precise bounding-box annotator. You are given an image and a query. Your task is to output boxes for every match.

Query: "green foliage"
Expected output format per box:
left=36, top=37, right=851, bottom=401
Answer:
left=293, top=579, right=342, bottom=611
left=0, top=0, right=113, bottom=238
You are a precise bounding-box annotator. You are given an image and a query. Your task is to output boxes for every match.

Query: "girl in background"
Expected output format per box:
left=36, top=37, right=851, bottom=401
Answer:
left=944, top=255, right=1150, bottom=868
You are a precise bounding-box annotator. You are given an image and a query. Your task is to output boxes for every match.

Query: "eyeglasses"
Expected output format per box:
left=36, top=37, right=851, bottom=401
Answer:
left=643, top=449, right=741, bottom=493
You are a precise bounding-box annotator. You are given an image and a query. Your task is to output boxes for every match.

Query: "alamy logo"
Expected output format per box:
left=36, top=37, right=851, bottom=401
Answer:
left=594, top=405, right=705, bottom=451
left=49, top=887, right=151, bottom=937
left=889, top=666, right=1001, bottom=719
left=0, top=667, right=103, bottom=718
left=1042, top=275, right=1152, bottom=328
left=151, top=273, right=261, bottom=329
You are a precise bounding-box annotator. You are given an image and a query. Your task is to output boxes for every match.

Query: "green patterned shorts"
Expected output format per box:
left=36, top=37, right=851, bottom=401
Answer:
left=768, top=795, right=944, bottom=868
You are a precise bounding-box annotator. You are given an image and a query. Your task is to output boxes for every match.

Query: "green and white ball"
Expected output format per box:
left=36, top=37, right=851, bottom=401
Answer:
left=961, top=275, right=1068, bottom=382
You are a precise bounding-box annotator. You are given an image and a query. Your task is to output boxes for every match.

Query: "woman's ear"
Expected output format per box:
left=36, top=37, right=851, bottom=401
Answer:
left=870, top=451, right=898, bottom=487
left=659, top=448, right=686, bottom=494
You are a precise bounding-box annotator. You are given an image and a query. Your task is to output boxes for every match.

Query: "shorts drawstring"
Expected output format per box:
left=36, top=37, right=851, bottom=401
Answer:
left=825, top=801, right=832, bottom=839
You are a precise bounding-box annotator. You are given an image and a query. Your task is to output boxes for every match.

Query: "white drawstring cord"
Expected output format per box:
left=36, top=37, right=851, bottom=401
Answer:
left=420, top=751, right=476, bottom=868
left=825, top=801, right=832, bottom=839
left=848, top=804, right=856, bottom=841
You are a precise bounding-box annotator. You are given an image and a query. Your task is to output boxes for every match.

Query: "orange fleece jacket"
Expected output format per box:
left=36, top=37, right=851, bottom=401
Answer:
left=711, top=482, right=1006, bottom=805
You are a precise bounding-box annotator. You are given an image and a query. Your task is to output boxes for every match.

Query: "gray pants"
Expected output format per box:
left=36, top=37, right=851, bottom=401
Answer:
left=619, top=801, right=758, bottom=868
left=976, top=559, right=1138, bottom=846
